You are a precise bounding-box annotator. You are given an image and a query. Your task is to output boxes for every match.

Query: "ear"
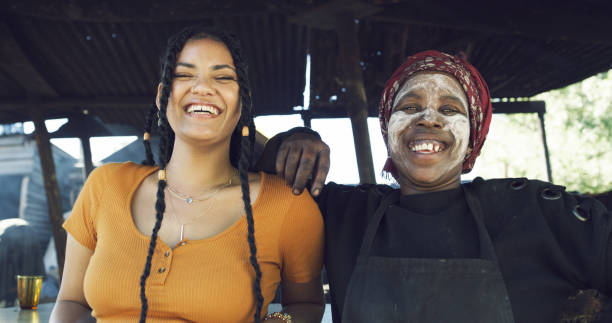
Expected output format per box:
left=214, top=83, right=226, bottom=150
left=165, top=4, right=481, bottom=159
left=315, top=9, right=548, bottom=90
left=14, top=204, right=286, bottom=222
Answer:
left=155, top=83, right=163, bottom=110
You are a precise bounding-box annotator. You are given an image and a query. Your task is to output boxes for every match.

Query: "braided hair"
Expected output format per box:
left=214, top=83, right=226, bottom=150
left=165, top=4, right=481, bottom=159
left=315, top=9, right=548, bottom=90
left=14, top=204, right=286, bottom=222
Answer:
left=140, top=26, right=262, bottom=322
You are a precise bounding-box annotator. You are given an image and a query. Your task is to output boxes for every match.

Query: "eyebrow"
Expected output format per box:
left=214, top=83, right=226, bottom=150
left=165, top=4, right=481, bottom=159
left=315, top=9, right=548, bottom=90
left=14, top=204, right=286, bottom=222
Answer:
left=176, top=62, right=195, bottom=68
left=395, top=92, right=421, bottom=103
left=440, top=95, right=467, bottom=108
left=212, top=64, right=236, bottom=71
left=175, top=63, right=236, bottom=72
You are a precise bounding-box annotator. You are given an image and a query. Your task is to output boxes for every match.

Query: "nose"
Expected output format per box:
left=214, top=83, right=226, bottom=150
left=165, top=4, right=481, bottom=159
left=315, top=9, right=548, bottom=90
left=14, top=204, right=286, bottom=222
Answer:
left=415, top=108, right=443, bottom=129
left=190, top=78, right=214, bottom=95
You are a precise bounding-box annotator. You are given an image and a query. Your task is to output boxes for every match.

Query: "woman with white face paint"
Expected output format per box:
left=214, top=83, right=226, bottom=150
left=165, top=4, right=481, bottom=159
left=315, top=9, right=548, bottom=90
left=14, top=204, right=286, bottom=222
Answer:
left=262, top=50, right=612, bottom=323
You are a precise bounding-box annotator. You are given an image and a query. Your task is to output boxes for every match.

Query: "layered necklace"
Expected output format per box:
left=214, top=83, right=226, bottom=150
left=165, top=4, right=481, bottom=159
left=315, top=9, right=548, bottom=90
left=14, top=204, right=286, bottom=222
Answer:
left=166, top=170, right=237, bottom=205
left=165, top=170, right=237, bottom=241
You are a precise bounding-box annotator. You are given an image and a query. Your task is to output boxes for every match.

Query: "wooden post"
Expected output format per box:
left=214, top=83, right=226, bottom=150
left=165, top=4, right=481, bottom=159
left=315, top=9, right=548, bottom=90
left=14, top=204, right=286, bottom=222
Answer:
left=301, top=110, right=312, bottom=128
left=335, top=13, right=376, bottom=184
left=32, top=115, right=66, bottom=280
left=80, top=135, right=94, bottom=177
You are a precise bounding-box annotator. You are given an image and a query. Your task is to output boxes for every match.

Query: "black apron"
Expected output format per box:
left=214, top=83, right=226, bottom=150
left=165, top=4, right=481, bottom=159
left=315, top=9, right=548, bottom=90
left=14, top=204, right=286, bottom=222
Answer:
left=341, top=187, right=516, bottom=323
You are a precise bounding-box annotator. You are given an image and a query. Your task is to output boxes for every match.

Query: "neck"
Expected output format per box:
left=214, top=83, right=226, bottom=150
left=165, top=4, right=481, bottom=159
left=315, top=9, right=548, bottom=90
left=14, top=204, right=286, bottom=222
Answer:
left=398, top=176, right=461, bottom=195
left=164, top=138, right=237, bottom=192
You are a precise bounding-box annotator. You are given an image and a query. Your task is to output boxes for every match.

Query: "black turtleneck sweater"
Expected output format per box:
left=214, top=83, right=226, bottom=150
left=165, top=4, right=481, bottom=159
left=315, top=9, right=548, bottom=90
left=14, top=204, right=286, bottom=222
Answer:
left=318, top=180, right=612, bottom=323
left=373, top=186, right=479, bottom=258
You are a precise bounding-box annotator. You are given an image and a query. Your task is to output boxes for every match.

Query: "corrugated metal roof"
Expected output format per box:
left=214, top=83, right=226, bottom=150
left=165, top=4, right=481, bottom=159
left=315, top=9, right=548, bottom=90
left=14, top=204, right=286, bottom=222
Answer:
left=1, top=0, right=611, bottom=130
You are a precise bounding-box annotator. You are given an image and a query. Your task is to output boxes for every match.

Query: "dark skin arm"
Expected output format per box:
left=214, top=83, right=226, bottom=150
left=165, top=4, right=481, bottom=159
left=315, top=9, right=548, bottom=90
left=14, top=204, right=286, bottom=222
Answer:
left=274, top=132, right=330, bottom=197
left=271, top=275, right=325, bottom=323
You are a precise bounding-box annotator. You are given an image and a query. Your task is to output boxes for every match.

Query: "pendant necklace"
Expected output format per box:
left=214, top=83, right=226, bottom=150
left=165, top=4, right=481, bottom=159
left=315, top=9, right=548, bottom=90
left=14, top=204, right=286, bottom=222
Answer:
left=165, top=171, right=237, bottom=241
left=168, top=194, right=217, bottom=241
left=166, top=170, right=237, bottom=205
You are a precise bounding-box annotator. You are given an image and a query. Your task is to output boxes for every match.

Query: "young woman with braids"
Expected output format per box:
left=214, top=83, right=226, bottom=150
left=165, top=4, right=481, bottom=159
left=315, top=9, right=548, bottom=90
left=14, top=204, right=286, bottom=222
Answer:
left=50, top=26, right=324, bottom=323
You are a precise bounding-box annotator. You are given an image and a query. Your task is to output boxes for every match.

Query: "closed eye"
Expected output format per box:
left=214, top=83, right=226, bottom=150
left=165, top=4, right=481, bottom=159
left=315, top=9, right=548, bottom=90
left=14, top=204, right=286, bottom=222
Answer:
left=216, top=75, right=237, bottom=81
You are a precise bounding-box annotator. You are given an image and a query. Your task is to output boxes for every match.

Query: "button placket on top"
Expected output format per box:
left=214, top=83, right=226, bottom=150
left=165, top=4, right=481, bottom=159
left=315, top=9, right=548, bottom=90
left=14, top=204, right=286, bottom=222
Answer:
left=149, top=246, right=174, bottom=286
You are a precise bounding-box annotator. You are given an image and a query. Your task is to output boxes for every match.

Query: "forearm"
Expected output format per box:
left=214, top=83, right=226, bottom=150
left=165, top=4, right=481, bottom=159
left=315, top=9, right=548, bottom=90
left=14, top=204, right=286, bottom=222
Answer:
left=50, top=300, right=95, bottom=323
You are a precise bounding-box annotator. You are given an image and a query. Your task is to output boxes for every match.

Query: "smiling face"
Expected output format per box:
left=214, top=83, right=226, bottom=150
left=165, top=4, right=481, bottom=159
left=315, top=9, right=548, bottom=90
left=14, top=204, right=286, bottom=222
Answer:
left=157, top=37, right=240, bottom=146
left=388, top=72, right=470, bottom=193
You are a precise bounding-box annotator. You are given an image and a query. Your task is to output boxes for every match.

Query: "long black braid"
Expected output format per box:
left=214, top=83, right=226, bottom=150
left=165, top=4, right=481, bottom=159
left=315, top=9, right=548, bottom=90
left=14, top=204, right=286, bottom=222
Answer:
left=142, top=103, right=157, bottom=166
left=139, top=26, right=263, bottom=322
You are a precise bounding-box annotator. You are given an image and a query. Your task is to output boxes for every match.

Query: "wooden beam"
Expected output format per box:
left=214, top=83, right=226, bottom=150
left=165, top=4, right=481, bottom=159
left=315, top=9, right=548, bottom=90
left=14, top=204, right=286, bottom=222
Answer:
left=491, top=101, right=546, bottom=114
left=370, top=2, right=612, bottom=45
left=310, top=100, right=546, bottom=118
left=0, top=96, right=150, bottom=111
left=0, top=22, right=58, bottom=97
left=0, top=97, right=150, bottom=125
left=335, top=13, right=376, bottom=184
left=31, top=113, right=66, bottom=281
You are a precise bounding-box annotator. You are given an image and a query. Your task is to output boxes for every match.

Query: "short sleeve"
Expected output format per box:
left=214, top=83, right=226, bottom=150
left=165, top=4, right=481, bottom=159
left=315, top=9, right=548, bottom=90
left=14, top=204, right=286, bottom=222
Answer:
left=279, top=190, right=324, bottom=283
left=63, top=166, right=106, bottom=250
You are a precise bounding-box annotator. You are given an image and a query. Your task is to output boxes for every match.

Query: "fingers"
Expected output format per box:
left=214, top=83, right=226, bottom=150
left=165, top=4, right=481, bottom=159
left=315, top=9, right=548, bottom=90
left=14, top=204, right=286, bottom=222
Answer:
left=310, top=146, right=330, bottom=197
left=276, top=142, right=291, bottom=176
left=292, top=154, right=315, bottom=195
left=284, top=146, right=302, bottom=188
left=275, top=133, right=330, bottom=196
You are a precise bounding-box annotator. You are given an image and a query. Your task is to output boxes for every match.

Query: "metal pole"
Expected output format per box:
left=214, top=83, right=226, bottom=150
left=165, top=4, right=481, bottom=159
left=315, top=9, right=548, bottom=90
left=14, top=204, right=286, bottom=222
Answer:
left=538, top=111, right=553, bottom=182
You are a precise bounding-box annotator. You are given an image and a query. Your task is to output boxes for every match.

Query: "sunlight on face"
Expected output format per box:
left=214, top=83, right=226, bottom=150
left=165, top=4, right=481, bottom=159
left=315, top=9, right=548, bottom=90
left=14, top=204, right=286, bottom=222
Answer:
left=387, top=72, right=470, bottom=189
left=160, top=38, right=240, bottom=145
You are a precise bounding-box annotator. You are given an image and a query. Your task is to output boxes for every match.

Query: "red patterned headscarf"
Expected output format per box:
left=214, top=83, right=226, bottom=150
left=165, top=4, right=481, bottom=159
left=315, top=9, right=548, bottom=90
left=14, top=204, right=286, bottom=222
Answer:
left=379, top=50, right=492, bottom=176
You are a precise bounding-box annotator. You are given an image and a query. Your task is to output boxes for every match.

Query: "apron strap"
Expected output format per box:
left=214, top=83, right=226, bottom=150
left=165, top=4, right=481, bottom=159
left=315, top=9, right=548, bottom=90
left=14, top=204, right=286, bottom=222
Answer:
left=356, top=190, right=401, bottom=261
left=462, top=185, right=499, bottom=261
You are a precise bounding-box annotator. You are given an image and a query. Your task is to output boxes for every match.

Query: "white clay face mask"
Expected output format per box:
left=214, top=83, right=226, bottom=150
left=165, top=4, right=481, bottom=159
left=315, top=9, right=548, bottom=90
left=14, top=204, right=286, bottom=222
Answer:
left=388, top=73, right=470, bottom=167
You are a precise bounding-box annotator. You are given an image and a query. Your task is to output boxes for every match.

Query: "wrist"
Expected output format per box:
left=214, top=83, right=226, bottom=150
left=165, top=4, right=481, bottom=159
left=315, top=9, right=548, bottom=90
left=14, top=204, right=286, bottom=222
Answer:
left=284, top=126, right=321, bottom=140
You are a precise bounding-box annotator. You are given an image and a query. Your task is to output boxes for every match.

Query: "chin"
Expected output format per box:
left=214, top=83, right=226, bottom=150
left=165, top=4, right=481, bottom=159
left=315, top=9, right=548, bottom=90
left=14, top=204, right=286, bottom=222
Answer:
left=410, top=173, right=444, bottom=187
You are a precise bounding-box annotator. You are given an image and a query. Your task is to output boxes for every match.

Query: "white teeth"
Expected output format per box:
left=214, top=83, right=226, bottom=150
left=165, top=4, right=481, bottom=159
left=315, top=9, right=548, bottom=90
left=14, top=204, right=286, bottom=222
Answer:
left=410, top=141, right=444, bottom=153
left=186, top=104, right=219, bottom=115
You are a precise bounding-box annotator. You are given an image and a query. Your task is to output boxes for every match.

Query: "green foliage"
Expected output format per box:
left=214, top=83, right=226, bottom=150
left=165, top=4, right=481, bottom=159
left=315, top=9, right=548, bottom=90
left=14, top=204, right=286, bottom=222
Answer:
left=466, top=70, right=612, bottom=194
left=533, top=70, right=612, bottom=193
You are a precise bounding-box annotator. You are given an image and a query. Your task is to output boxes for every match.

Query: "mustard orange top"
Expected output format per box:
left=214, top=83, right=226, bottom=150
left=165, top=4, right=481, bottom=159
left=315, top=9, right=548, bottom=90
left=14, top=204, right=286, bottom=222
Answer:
left=63, top=162, right=324, bottom=322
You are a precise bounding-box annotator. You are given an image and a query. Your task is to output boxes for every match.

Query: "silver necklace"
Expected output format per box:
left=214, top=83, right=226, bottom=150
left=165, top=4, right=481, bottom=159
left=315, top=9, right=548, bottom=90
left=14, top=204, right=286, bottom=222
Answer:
left=165, top=171, right=236, bottom=241
left=166, top=171, right=236, bottom=205
left=167, top=193, right=218, bottom=241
